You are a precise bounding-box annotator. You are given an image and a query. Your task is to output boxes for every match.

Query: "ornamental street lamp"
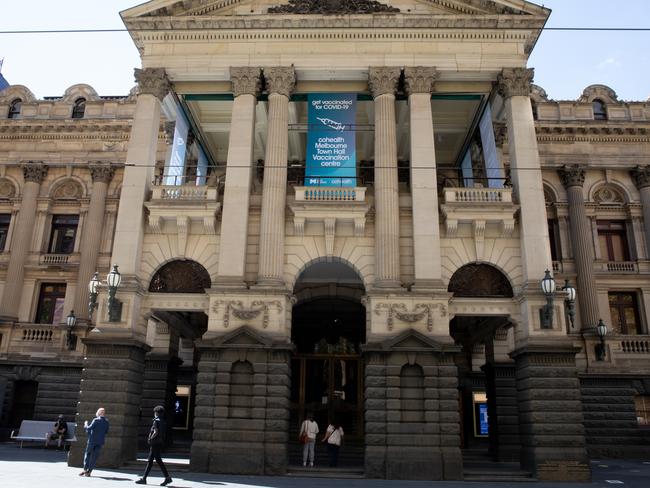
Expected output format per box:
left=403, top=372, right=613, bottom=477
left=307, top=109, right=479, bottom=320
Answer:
left=540, top=270, right=577, bottom=329
left=595, top=319, right=608, bottom=361
left=107, top=264, right=123, bottom=322
left=88, top=271, right=100, bottom=319
left=65, top=310, right=77, bottom=350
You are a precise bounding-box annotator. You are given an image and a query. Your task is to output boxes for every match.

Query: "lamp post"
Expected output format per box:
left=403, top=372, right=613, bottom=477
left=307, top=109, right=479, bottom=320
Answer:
left=88, top=271, right=100, bottom=319
left=106, top=264, right=122, bottom=322
left=540, top=270, right=577, bottom=330
left=65, top=310, right=77, bottom=350
left=595, top=319, right=608, bottom=361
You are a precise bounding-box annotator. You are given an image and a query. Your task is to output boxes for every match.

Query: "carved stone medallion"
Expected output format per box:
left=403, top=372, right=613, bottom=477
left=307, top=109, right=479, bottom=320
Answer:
left=593, top=186, right=624, bottom=205
left=0, top=178, right=16, bottom=199
left=53, top=180, right=82, bottom=200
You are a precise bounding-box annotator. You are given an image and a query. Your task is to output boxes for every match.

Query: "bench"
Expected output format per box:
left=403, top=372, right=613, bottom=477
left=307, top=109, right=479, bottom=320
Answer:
left=10, top=420, right=77, bottom=448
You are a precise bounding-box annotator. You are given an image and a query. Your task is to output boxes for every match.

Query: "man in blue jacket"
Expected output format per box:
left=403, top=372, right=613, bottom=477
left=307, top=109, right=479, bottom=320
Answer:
left=80, top=407, right=109, bottom=477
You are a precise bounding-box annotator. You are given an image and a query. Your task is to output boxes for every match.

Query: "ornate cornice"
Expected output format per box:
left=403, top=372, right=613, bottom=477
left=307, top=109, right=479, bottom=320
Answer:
left=368, top=67, right=401, bottom=98
left=230, top=67, right=262, bottom=98
left=558, top=165, right=586, bottom=189
left=404, top=66, right=438, bottom=95
left=268, top=0, right=400, bottom=14
left=263, top=67, right=296, bottom=98
left=89, top=163, right=115, bottom=184
left=134, top=68, right=171, bottom=101
left=631, top=166, right=650, bottom=190
left=497, top=68, right=534, bottom=99
left=21, top=161, right=48, bottom=184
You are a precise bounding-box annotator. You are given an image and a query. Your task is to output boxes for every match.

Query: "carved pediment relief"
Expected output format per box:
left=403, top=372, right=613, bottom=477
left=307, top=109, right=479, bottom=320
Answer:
left=52, top=180, right=84, bottom=200
left=205, top=325, right=273, bottom=347
left=367, top=328, right=458, bottom=352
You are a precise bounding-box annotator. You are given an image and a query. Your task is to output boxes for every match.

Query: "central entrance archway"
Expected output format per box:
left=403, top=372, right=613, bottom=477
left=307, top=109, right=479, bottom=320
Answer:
left=290, top=259, right=366, bottom=468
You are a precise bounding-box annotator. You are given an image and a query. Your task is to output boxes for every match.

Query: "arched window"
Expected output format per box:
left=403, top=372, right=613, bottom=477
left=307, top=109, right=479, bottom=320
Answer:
left=8, top=98, right=22, bottom=119
left=593, top=99, right=607, bottom=120
left=148, top=260, right=211, bottom=293
left=448, top=263, right=513, bottom=298
left=72, top=98, right=86, bottom=119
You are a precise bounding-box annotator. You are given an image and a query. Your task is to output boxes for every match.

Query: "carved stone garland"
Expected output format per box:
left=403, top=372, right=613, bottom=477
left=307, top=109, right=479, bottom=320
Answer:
left=268, top=0, right=400, bottom=15
left=374, top=303, right=447, bottom=332
left=213, top=300, right=282, bottom=329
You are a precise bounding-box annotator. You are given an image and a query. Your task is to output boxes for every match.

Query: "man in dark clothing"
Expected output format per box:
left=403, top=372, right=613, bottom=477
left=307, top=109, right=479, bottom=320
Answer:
left=80, top=407, right=109, bottom=477
left=46, top=414, right=68, bottom=449
left=135, top=405, right=172, bottom=486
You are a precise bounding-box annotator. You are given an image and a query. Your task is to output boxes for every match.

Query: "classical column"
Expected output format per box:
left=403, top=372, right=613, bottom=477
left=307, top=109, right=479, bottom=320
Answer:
left=404, top=67, right=442, bottom=288
left=0, top=162, right=47, bottom=319
left=369, top=67, right=401, bottom=288
left=497, top=69, right=551, bottom=284
left=257, top=67, right=295, bottom=287
left=559, top=166, right=600, bottom=330
left=112, top=68, right=170, bottom=278
left=73, top=163, right=114, bottom=320
left=631, top=166, right=650, bottom=258
left=217, top=67, right=261, bottom=286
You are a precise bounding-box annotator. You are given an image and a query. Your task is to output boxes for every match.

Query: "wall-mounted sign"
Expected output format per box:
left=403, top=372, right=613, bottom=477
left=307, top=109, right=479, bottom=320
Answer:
left=473, top=392, right=489, bottom=437
left=305, top=93, right=357, bottom=187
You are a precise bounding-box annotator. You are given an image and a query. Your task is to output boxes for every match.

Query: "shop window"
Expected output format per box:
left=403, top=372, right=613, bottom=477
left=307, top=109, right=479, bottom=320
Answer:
left=593, top=99, right=607, bottom=120
left=8, top=98, right=22, bottom=119
left=608, top=292, right=641, bottom=335
left=598, top=221, right=629, bottom=261
left=72, top=98, right=86, bottom=119
left=35, top=283, right=66, bottom=324
left=0, top=214, right=11, bottom=251
left=548, top=219, right=561, bottom=261
left=48, top=215, right=78, bottom=254
left=635, top=395, right=650, bottom=425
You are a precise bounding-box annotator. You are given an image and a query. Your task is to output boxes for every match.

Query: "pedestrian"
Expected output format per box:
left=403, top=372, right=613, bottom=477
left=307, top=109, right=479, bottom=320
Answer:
left=299, top=412, right=319, bottom=467
left=322, top=421, right=344, bottom=467
left=45, top=414, right=68, bottom=449
left=135, top=405, right=172, bottom=486
left=80, top=407, right=109, bottom=477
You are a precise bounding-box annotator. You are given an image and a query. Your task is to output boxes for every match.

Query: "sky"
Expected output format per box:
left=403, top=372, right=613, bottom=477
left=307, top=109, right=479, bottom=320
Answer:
left=0, top=0, right=648, bottom=101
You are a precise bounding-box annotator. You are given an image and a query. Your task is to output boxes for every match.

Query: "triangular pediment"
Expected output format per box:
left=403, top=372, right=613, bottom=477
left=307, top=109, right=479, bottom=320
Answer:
left=366, top=329, right=460, bottom=353
left=122, top=0, right=548, bottom=19
left=205, top=325, right=273, bottom=347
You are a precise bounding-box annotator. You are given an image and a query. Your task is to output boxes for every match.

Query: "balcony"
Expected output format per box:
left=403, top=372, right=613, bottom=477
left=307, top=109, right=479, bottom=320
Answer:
left=39, top=253, right=80, bottom=267
left=585, top=335, right=650, bottom=373
left=0, top=322, right=81, bottom=358
left=289, top=186, right=370, bottom=256
left=440, top=187, right=519, bottom=237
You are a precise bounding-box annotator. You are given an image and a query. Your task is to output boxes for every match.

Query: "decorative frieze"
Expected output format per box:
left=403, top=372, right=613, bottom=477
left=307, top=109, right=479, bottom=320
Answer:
left=230, top=67, right=262, bottom=98
left=368, top=67, right=401, bottom=98
left=21, top=161, right=48, bottom=184
left=263, top=67, right=295, bottom=98
left=497, top=67, right=534, bottom=99
left=558, top=165, right=586, bottom=188
left=268, top=0, right=400, bottom=14
left=374, top=302, right=447, bottom=332
left=213, top=299, right=283, bottom=329
left=631, top=166, right=650, bottom=190
left=403, top=66, right=438, bottom=95
left=89, top=163, right=115, bottom=184
left=134, top=67, right=171, bottom=101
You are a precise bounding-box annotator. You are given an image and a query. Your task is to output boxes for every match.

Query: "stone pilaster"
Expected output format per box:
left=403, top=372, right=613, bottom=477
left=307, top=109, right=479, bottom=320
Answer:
left=68, top=338, right=150, bottom=468
left=257, top=67, right=295, bottom=287
left=631, top=166, right=650, bottom=258
left=369, top=67, right=401, bottom=289
left=510, top=344, right=590, bottom=482
left=0, top=162, right=47, bottom=319
left=559, top=166, right=600, bottom=331
left=497, top=68, right=552, bottom=285
left=217, top=68, right=261, bottom=286
left=74, top=163, right=114, bottom=321
left=404, top=67, right=442, bottom=289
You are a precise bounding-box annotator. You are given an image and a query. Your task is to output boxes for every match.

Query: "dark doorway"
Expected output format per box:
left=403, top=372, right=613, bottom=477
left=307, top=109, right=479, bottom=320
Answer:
left=10, top=380, right=38, bottom=428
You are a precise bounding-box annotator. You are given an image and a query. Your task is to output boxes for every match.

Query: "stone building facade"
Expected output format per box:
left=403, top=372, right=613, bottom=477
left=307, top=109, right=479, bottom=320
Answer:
left=0, top=0, right=649, bottom=482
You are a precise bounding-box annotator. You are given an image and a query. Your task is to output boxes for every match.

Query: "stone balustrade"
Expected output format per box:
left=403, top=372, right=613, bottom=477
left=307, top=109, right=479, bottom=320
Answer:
left=0, top=323, right=79, bottom=357
left=442, top=187, right=513, bottom=204
left=39, top=253, right=80, bottom=266
left=603, top=261, right=638, bottom=273
left=620, top=338, right=650, bottom=353
left=294, top=186, right=366, bottom=202
left=587, top=335, right=650, bottom=372
left=151, top=184, right=218, bottom=202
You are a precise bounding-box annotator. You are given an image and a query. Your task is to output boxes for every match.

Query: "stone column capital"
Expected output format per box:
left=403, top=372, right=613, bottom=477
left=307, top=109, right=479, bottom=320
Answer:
left=631, top=166, right=650, bottom=190
left=134, top=68, right=171, bottom=102
left=368, top=67, right=401, bottom=98
left=263, top=67, right=295, bottom=98
left=558, top=165, right=586, bottom=189
left=404, top=66, right=438, bottom=95
left=230, top=67, right=262, bottom=98
left=21, top=161, right=48, bottom=184
left=89, top=163, right=115, bottom=184
left=497, top=68, right=534, bottom=99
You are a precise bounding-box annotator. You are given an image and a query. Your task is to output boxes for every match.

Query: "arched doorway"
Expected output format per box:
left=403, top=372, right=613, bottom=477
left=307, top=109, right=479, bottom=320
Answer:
left=290, top=260, right=366, bottom=468
left=448, top=264, right=520, bottom=470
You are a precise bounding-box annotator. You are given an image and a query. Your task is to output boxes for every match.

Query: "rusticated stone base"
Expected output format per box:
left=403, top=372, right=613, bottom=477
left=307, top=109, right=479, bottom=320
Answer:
left=537, top=461, right=591, bottom=482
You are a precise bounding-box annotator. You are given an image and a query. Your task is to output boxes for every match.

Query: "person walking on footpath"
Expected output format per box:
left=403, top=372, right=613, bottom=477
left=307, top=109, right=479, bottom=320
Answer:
left=322, top=421, right=344, bottom=467
left=80, top=407, right=109, bottom=477
left=135, top=405, right=172, bottom=486
left=299, top=412, right=319, bottom=467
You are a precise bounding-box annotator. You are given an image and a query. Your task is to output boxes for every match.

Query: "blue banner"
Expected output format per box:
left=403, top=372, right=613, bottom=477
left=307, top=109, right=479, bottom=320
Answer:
left=305, top=93, right=357, bottom=187
left=165, top=105, right=189, bottom=186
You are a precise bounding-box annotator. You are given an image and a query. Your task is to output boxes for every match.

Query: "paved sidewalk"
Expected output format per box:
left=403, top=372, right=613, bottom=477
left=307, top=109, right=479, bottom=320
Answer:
left=1, top=444, right=649, bottom=488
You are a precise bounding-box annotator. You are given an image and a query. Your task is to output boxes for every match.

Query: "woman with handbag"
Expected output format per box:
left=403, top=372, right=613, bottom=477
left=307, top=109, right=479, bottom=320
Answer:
left=299, top=412, right=319, bottom=467
left=322, top=421, right=344, bottom=467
